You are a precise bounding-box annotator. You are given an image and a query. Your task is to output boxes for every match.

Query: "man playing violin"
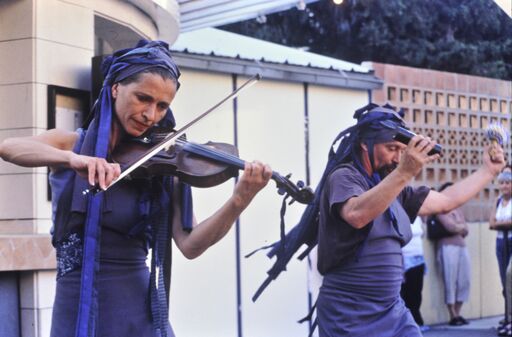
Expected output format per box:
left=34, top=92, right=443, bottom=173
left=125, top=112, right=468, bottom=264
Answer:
left=0, top=40, right=271, bottom=337
left=314, top=104, right=505, bottom=336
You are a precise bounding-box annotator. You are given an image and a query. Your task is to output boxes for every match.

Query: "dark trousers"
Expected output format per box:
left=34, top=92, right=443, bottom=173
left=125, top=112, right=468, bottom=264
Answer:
left=400, top=263, right=425, bottom=326
left=496, top=237, right=512, bottom=293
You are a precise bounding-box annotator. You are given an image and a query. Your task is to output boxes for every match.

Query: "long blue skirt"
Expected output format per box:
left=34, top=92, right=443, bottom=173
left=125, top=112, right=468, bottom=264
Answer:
left=317, top=263, right=421, bottom=337
left=50, top=259, right=173, bottom=337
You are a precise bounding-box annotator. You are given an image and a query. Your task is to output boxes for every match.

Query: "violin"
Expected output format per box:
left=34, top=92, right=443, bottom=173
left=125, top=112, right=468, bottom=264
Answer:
left=84, top=74, right=313, bottom=204
left=112, top=134, right=314, bottom=205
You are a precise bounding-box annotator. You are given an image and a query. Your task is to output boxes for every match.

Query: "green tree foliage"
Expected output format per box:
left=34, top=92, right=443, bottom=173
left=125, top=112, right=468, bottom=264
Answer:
left=221, top=0, right=512, bottom=80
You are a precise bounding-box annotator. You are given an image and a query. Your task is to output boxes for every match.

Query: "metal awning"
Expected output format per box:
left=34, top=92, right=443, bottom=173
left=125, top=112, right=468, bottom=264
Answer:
left=177, top=0, right=320, bottom=31
left=171, top=28, right=383, bottom=90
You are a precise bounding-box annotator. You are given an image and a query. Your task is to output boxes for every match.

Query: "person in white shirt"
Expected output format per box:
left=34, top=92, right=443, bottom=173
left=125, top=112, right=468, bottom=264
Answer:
left=490, top=165, right=512, bottom=336
left=401, top=216, right=428, bottom=331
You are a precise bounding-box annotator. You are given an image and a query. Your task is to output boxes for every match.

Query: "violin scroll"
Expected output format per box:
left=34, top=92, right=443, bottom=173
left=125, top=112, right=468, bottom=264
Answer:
left=274, top=173, right=314, bottom=204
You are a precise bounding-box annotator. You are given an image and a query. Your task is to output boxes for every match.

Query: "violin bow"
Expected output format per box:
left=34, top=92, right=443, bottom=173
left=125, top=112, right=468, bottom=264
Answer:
left=84, top=74, right=261, bottom=195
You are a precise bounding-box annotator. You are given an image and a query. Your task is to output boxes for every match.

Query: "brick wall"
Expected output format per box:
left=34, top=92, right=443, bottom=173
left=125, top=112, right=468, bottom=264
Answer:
left=369, top=62, right=511, bottom=221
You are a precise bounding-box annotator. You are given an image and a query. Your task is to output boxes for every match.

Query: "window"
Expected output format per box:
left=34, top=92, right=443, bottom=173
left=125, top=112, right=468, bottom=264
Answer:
left=47, top=86, right=90, bottom=200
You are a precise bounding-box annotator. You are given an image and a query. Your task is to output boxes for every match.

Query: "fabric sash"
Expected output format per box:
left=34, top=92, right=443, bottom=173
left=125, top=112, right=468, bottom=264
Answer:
left=251, top=103, right=407, bottom=301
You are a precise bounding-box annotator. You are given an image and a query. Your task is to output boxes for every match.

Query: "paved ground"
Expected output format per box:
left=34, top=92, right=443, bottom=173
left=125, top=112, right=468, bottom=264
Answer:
left=423, top=315, right=503, bottom=337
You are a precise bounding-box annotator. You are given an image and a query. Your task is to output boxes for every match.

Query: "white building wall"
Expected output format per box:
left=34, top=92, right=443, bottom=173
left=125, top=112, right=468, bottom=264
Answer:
left=169, top=69, right=369, bottom=336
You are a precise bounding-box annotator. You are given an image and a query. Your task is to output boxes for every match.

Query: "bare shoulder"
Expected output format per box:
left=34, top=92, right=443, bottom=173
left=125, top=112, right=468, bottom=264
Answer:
left=34, top=129, right=80, bottom=151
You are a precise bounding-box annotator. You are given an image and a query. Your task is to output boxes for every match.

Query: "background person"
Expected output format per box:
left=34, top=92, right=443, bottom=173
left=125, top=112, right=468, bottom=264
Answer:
left=400, top=216, right=428, bottom=331
left=490, top=165, right=512, bottom=335
left=435, top=182, right=471, bottom=326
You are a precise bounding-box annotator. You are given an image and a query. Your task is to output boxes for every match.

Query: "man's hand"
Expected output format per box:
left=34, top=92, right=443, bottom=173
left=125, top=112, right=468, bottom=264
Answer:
left=483, top=143, right=505, bottom=176
left=397, top=135, right=440, bottom=179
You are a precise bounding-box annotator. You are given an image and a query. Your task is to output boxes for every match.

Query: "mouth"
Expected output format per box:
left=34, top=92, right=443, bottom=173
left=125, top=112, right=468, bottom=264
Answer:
left=377, top=163, right=398, bottom=177
left=132, top=120, right=151, bottom=132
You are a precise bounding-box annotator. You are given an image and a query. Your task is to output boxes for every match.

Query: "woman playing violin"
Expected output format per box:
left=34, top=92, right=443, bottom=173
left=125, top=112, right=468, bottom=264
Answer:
left=0, top=40, right=271, bottom=337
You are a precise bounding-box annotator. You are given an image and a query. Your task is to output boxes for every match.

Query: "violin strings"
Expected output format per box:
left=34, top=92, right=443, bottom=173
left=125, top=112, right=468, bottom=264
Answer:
left=174, top=139, right=284, bottom=184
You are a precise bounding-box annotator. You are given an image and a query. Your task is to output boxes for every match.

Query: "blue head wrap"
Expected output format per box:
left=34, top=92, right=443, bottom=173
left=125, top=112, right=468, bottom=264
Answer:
left=251, top=103, right=407, bottom=301
left=498, top=171, right=512, bottom=182
left=75, top=40, right=188, bottom=337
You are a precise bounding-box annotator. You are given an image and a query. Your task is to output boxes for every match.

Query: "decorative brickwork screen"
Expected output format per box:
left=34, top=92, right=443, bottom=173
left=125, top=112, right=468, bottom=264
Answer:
left=370, top=63, right=511, bottom=221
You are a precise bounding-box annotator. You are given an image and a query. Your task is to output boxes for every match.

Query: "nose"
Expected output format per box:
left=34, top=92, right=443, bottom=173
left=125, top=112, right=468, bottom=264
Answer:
left=394, top=151, right=402, bottom=164
left=142, top=105, right=157, bottom=124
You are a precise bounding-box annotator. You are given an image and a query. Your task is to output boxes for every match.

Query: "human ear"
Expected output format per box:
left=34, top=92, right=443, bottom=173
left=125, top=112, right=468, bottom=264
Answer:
left=111, top=83, right=119, bottom=99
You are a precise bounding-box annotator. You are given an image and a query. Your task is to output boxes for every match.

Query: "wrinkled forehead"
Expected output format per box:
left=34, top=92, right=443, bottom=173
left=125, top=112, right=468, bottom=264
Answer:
left=380, top=140, right=407, bottom=150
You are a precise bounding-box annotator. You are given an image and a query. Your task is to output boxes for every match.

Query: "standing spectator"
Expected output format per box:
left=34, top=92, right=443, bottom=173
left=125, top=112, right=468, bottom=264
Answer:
left=490, top=165, right=512, bottom=336
left=502, top=259, right=512, bottom=336
left=401, top=216, right=428, bottom=332
left=436, top=182, right=471, bottom=326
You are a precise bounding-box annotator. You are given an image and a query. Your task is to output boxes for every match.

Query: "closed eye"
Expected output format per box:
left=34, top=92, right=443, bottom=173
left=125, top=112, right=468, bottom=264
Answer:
left=158, top=103, right=169, bottom=111
left=136, top=94, right=152, bottom=103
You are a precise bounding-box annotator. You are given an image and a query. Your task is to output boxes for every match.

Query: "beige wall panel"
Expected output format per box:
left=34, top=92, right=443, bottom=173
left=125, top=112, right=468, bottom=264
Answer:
left=169, top=70, right=239, bottom=337
left=0, top=84, right=35, bottom=129
left=170, top=71, right=312, bottom=336
left=0, top=0, right=34, bottom=40
left=171, top=70, right=234, bottom=143
left=0, top=129, right=40, bottom=175
left=0, top=174, right=35, bottom=219
left=34, top=83, right=49, bottom=130
left=35, top=0, right=93, bottom=49
left=0, top=83, right=46, bottom=132
left=462, top=226, right=482, bottom=318
left=69, top=0, right=159, bottom=40
left=20, top=308, right=37, bottom=337
left=35, top=39, right=92, bottom=90
left=308, top=86, right=369, bottom=186
left=422, top=238, right=446, bottom=323
left=479, top=223, right=505, bottom=316
left=39, top=307, right=53, bottom=337
left=0, top=219, right=36, bottom=235
left=19, top=306, right=53, bottom=337
left=20, top=270, right=56, bottom=309
left=0, top=39, right=33, bottom=85
left=236, top=78, right=309, bottom=337
left=34, top=172, right=52, bottom=231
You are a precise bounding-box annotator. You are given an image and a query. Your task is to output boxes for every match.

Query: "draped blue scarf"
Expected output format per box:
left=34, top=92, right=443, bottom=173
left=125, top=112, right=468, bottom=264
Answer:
left=75, top=40, right=192, bottom=337
left=251, top=103, right=407, bottom=301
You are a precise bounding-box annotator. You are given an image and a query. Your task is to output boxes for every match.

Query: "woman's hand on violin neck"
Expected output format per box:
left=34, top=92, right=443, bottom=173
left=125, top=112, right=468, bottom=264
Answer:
left=69, top=153, right=121, bottom=190
left=232, top=161, right=272, bottom=209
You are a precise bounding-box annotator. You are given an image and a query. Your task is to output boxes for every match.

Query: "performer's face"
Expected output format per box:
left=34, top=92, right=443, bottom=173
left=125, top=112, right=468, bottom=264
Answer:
left=112, top=72, right=177, bottom=137
left=372, top=141, right=406, bottom=177
left=499, top=179, right=511, bottom=196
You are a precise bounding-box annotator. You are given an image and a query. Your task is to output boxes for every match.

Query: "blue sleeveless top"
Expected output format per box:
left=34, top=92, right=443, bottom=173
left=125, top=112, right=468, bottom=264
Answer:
left=49, top=129, right=177, bottom=337
left=49, top=129, right=156, bottom=278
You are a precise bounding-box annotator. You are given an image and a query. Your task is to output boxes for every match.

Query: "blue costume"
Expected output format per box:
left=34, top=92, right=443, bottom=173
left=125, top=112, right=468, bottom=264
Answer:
left=317, top=164, right=428, bottom=336
left=253, top=104, right=430, bottom=336
left=49, top=41, right=192, bottom=337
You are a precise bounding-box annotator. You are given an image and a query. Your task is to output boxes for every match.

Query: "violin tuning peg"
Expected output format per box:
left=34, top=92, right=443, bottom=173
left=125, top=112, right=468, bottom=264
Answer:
left=297, top=180, right=305, bottom=188
left=277, top=187, right=286, bottom=195
left=285, top=173, right=292, bottom=179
